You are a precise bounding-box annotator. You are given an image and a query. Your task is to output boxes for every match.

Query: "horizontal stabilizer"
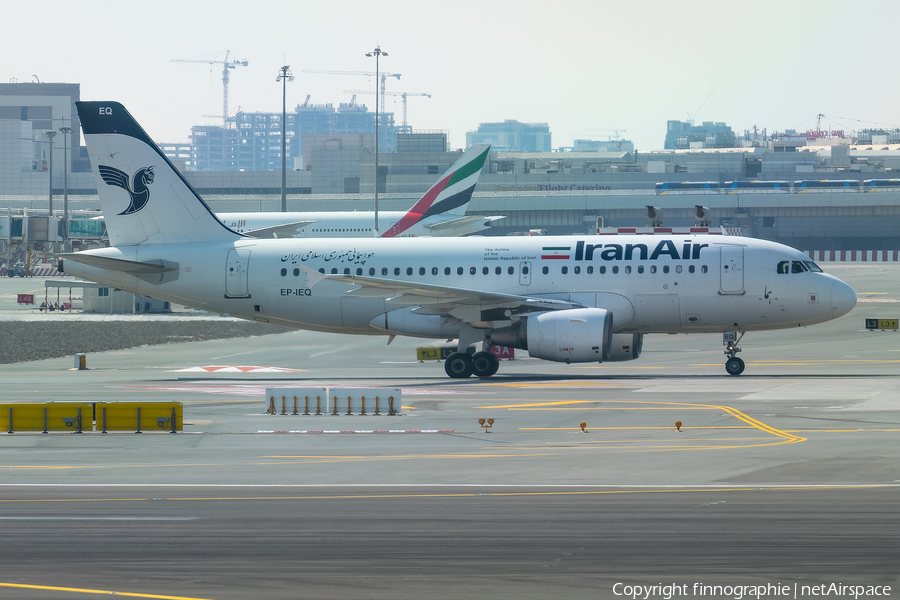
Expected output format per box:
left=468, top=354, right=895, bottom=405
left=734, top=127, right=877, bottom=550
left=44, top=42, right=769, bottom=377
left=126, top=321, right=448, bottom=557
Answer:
left=243, top=220, right=317, bottom=239
left=425, top=215, right=506, bottom=232
left=59, top=254, right=178, bottom=274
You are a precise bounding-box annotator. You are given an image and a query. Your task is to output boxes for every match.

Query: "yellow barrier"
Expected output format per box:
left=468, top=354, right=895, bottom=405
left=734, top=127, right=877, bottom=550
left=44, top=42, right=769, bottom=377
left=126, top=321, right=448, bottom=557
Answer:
left=1, top=402, right=182, bottom=433
left=2, top=403, right=93, bottom=433
left=96, top=402, right=182, bottom=433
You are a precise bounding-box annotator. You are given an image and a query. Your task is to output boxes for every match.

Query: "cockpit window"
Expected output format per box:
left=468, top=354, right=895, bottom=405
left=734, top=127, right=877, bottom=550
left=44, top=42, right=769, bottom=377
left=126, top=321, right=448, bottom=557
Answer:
left=803, top=261, right=823, bottom=273
left=777, top=261, right=789, bottom=274
left=791, top=261, right=809, bottom=273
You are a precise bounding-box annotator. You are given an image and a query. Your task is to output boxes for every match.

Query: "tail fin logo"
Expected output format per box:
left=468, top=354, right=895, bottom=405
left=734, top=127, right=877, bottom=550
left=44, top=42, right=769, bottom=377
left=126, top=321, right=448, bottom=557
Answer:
left=98, top=165, right=155, bottom=215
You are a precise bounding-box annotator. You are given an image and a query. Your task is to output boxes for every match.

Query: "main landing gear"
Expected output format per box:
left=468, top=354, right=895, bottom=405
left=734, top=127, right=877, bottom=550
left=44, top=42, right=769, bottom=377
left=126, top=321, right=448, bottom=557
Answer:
left=724, top=330, right=746, bottom=376
left=444, top=351, right=500, bottom=379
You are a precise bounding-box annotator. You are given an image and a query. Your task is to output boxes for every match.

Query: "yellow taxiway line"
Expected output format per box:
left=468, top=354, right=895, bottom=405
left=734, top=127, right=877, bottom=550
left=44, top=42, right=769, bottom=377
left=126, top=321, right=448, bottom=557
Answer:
left=0, top=582, right=217, bottom=600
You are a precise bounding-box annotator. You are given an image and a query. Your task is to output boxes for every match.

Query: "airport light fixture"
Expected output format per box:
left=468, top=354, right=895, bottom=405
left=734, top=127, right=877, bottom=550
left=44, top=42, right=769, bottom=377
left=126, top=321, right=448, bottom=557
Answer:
left=59, top=126, right=72, bottom=246
left=44, top=130, right=57, bottom=215
left=365, top=45, right=387, bottom=236
left=276, top=65, right=295, bottom=212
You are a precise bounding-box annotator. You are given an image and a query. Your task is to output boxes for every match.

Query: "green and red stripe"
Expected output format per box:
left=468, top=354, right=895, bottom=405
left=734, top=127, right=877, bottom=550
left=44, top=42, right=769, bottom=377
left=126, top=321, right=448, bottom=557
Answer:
left=541, top=246, right=571, bottom=259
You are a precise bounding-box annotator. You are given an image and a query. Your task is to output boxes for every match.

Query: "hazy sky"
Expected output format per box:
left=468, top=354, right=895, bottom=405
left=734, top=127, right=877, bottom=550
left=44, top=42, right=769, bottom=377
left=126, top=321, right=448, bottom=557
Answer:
left=4, top=0, right=899, bottom=150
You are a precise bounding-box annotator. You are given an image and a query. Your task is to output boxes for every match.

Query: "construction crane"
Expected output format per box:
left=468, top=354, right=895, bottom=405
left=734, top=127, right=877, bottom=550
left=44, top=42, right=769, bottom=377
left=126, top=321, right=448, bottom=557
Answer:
left=686, top=88, right=715, bottom=126
left=586, top=128, right=627, bottom=140
left=344, top=89, right=430, bottom=131
left=172, top=51, right=248, bottom=128
left=302, top=69, right=401, bottom=118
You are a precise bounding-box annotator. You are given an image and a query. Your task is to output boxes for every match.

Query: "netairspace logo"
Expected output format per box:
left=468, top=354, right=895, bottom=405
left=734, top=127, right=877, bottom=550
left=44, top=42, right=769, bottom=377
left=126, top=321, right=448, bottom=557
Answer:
left=612, top=582, right=892, bottom=600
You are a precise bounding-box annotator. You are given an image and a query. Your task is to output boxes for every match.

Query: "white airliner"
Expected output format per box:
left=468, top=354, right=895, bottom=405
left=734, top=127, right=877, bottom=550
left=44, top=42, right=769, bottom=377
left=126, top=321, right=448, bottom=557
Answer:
left=61, top=102, right=857, bottom=378
left=217, top=143, right=499, bottom=238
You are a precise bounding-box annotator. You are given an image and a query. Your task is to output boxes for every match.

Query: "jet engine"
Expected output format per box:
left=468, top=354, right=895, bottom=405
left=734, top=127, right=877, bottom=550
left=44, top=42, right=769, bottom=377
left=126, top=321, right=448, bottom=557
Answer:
left=488, top=308, right=613, bottom=363
left=606, top=333, right=643, bottom=361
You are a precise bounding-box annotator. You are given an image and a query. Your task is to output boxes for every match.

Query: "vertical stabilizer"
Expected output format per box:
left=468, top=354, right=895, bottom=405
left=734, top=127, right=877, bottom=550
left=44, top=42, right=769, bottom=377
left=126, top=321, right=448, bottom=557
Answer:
left=76, top=101, right=240, bottom=246
left=382, top=143, right=490, bottom=237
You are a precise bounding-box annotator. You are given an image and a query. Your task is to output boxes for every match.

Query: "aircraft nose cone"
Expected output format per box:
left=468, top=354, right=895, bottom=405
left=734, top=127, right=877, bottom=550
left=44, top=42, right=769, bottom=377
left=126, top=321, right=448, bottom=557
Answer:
left=832, top=279, right=857, bottom=319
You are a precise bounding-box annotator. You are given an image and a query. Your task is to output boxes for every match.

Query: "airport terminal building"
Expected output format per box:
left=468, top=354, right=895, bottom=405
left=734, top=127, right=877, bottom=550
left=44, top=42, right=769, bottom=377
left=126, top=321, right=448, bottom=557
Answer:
left=1, top=81, right=899, bottom=264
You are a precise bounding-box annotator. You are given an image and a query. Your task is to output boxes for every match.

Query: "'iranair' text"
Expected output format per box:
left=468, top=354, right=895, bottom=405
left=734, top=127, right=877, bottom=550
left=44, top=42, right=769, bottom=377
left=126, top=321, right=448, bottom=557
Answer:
left=568, top=240, right=710, bottom=262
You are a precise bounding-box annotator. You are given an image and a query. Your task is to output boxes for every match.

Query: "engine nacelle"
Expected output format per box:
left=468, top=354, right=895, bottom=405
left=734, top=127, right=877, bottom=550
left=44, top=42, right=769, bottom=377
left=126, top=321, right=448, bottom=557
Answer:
left=606, top=333, right=643, bottom=361
left=488, top=308, right=612, bottom=363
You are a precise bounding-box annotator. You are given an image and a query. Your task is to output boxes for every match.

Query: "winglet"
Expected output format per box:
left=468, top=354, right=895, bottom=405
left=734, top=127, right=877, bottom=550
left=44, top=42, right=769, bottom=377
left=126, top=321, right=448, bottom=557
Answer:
left=299, top=264, right=328, bottom=288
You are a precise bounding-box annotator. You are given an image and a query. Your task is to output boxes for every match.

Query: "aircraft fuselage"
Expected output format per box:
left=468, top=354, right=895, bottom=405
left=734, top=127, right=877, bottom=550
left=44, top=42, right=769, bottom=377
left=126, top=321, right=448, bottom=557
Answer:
left=62, top=234, right=853, bottom=338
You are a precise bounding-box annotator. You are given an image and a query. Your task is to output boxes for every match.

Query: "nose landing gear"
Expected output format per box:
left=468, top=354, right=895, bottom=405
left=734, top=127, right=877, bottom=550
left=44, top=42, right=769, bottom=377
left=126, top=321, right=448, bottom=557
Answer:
left=724, top=329, right=745, bottom=376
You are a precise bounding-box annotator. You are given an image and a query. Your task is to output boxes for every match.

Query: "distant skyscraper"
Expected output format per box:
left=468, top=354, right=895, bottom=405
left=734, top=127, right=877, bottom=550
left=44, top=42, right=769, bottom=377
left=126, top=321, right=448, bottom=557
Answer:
left=665, top=120, right=735, bottom=150
left=184, top=102, right=397, bottom=172
left=467, top=120, right=551, bottom=152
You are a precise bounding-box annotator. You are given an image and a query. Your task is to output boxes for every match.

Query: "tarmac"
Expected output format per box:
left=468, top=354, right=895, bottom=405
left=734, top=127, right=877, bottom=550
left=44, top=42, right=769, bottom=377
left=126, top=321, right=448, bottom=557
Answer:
left=0, top=263, right=898, bottom=599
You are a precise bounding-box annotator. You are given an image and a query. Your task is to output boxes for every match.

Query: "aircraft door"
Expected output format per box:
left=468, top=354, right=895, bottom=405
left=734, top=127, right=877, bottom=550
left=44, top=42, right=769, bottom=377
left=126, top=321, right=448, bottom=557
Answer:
left=225, top=248, right=251, bottom=298
left=519, top=261, right=532, bottom=286
left=719, top=246, right=744, bottom=294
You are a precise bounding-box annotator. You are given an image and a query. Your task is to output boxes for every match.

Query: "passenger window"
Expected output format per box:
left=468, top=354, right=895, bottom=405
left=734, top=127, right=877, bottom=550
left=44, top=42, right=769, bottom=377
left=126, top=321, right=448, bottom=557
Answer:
left=394, top=267, right=400, bottom=276
left=344, top=268, right=351, bottom=275
left=369, top=268, right=375, bottom=276
left=542, top=266, right=549, bottom=274
left=637, top=265, right=644, bottom=274
left=432, top=267, right=438, bottom=276
left=663, top=265, right=670, bottom=274
left=293, top=268, right=300, bottom=276
left=470, top=267, right=477, bottom=275
left=419, top=267, right=426, bottom=276
left=649, top=265, right=656, bottom=274
left=407, top=267, right=413, bottom=276
left=318, top=268, right=325, bottom=274
left=445, top=267, right=451, bottom=275
left=482, top=266, right=489, bottom=275
left=675, top=265, right=682, bottom=274
left=777, top=261, right=790, bottom=274
left=791, top=261, right=808, bottom=273
left=561, top=266, right=568, bottom=274
left=574, top=266, right=581, bottom=274
left=599, top=266, right=606, bottom=274
left=508, top=266, right=515, bottom=275
left=624, top=265, right=631, bottom=274
left=457, top=267, right=464, bottom=275
left=280, top=268, right=287, bottom=276
left=356, top=268, right=363, bottom=275
left=382, top=267, right=388, bottom=276
left=587, top=266, right=593, bottom=274
left=688, top=265, right=695, bottom=274
left=331, top=268, right=338, bottom=274
left=495, top=266, right=502, bottom=275
left=701, top=265, right=708, bottom=273
left=522, top=266, right=529, bottom=274
left=612, top=266, right=619, bottom=274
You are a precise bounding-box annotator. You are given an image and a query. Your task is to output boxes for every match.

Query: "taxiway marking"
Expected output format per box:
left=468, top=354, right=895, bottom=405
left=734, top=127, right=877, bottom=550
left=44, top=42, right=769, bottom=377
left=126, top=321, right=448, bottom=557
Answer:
left=0, top=581, right=217, bottom=599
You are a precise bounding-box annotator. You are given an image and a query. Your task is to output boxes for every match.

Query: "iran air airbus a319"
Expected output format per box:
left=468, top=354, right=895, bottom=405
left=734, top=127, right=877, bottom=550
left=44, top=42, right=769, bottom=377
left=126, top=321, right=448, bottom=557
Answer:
left=60, top=102, right=857, bottom=379
left=217, top=143, right=500, bottom=239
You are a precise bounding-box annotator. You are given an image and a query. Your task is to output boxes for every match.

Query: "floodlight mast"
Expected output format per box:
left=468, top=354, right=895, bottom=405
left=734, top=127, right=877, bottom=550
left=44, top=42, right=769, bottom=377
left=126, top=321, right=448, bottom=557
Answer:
left=365, top=46, right=387, bottom=236
left=276, top=65, right=295, bottom=212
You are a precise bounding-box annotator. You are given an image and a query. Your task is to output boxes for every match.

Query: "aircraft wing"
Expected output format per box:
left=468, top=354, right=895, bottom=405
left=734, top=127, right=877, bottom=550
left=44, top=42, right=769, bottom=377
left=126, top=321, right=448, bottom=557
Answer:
left=424, top=215, right=506, bottom=234
left=304, top=267, right=580, bottom=315
left=59, top=254, right=178, bottom=274
left=243, top=220, right=318, bottom=239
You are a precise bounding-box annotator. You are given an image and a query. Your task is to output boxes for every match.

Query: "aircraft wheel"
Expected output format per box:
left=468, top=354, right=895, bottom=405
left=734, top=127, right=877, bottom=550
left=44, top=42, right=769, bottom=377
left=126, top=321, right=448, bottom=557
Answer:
left=725, top=357, right=745, bottom=376
left=445, top=352, right=474, bottom=378
left=472, top=351, right=500, bottom=378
